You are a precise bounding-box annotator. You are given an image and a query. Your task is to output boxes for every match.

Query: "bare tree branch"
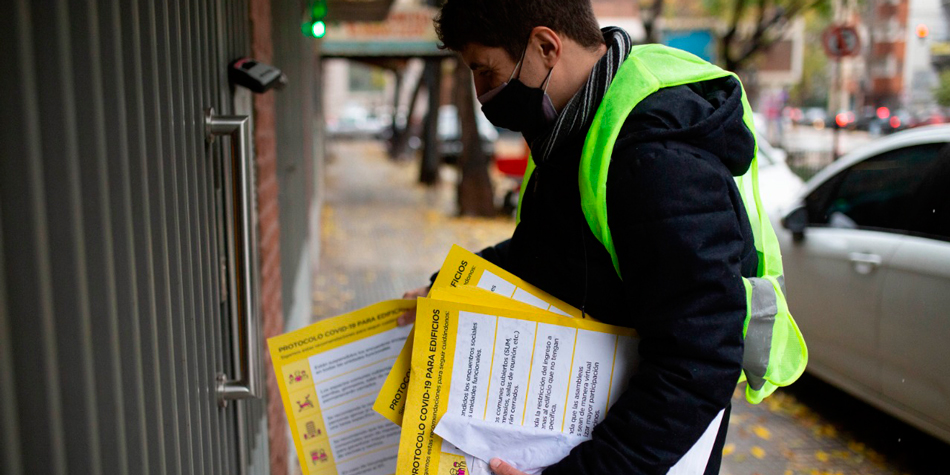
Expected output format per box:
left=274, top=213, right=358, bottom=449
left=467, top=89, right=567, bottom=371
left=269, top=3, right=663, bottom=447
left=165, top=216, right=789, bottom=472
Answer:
left=721, top=0, right=750, bottom=69
left=756, top=0, right=769, bottom=32
left=723, top=0, right=827, bottom=71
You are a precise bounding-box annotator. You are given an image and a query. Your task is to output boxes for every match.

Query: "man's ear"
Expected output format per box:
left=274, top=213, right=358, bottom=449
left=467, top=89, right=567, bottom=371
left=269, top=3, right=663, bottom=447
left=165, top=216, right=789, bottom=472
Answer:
left=529, top=26, right=562, bottom=69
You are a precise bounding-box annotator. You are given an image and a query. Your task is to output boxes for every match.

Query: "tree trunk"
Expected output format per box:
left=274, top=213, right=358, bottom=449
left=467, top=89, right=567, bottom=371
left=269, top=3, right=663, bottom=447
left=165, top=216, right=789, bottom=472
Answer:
left=387, top=71, right=403, bottom=160
left=419, top=58, right=442, bottom=185
left=389, top=66, right=425, bottom=160
left=642, top=0, right=665, bottom=43
left=454, top=60, right=495, bottom=216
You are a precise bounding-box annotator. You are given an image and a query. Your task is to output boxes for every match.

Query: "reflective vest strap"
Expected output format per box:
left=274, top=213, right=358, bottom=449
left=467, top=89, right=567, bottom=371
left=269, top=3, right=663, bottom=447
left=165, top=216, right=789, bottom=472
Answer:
left=741, top=273, right=807, bottom=403
left=760, top=215, right=787, bottom=278
left=515, top=156, right=536, bottom=225
left=514, top=44, right=806, bottom=404
left=579, top=47, right=741, bottom=278
left=742, top=277, right=777, bottom=392
left=763, top=278, right=807, bottom=387
left=579, top=53, right=665, bottom=278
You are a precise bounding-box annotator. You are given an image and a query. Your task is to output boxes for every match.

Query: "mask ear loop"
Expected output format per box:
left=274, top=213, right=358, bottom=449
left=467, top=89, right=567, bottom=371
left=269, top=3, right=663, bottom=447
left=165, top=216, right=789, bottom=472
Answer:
left=509, top=42, right=530, bottom=82
left=541, top=65, right=554, bottom=92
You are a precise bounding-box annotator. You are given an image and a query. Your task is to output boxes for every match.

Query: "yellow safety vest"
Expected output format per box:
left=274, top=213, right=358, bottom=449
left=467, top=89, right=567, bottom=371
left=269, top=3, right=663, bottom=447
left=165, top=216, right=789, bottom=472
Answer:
left=517, top=44, right=807, bottom=404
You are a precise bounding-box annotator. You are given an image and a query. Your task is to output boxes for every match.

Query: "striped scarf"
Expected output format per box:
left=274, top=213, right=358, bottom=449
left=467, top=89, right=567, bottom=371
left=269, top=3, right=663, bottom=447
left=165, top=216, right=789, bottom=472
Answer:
left=529, top=27, right=633, bottom=162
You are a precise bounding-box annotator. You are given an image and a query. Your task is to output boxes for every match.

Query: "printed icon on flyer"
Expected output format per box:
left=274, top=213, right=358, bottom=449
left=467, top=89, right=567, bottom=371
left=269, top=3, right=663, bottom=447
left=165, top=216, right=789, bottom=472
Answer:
left=303, top=421, right=322, bottom=440
left=296, top=394, right=315, bottom=412
left=450, top=461, right=466, bottom=475
left=288, top=370, right=309, bottom=385
left=309, top=448, right=328, bottom=465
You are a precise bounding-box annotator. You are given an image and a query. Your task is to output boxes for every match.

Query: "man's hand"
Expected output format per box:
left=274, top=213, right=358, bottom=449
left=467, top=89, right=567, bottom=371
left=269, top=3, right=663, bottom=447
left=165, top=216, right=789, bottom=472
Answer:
left=397, top=286, right=430, bottom=326
left=489, top=458, right=528, bottom=475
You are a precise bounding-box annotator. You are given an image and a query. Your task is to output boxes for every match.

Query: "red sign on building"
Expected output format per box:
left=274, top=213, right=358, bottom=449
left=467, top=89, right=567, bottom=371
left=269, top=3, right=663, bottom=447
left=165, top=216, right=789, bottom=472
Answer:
left=822, top=25, right=861, bottom=58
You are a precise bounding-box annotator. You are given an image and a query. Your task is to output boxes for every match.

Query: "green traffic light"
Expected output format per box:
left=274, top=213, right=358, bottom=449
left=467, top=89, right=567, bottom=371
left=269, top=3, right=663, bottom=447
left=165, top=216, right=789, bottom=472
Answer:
left=311, top=3, right=327, bottom=19
left=311, top=20, right=326, bottom=38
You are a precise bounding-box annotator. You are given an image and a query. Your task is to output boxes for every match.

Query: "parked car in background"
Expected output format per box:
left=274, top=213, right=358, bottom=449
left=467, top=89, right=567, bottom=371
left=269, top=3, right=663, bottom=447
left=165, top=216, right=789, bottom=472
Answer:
left=437, top=104, right=498, bottom=164
left=832, top=110, right=856, bottom=130
left=752, top=112, right=805, bottom=213
left=853, top=106, right=911, bottom=135
left=776, top=125, right=950, bottom=444
left=785, top=106, right=804, bottom=124
left=911, top=108, right=948, bottom=128
left=801, top=107, right=829, bottom=129
left=852, top=106, right=878, bottom=131
left=326, top=103, right=389, bottom=138
left=755, top=132, right=804, bottom=213
left=867, top=109, right=911, bottom=136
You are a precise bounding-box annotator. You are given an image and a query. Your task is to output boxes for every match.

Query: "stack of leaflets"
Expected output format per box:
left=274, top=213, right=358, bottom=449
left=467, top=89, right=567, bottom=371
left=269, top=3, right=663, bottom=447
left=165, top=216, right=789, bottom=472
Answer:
left=268, top=245, right=639, bottom=475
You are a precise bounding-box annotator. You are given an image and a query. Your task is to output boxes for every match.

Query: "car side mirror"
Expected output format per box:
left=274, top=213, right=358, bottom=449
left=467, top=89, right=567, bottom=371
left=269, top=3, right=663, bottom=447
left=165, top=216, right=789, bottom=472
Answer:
left=782, top=206, right=808, bottom=242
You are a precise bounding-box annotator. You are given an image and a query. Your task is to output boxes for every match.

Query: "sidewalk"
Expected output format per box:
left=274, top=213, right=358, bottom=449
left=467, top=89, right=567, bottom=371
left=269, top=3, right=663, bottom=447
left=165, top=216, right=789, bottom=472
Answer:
left=309, top=140, right=928, bottom=475
left=311, top=140, right=515, bottom=320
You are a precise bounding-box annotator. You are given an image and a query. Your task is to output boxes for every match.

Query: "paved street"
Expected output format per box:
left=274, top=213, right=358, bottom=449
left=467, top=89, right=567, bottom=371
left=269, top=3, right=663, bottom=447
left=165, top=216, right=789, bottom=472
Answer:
left=721, top=375, right=944, bottom=475
left=311, top=140, right=517, bottom=317
left=308, top=140, right=946, bottom=475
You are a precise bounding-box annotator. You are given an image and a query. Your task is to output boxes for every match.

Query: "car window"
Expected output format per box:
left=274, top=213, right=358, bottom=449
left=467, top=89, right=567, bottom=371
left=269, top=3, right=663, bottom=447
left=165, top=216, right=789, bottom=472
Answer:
left=804, top=143, right=947, bottom=236
left=904, top=144, right=950, bottom=240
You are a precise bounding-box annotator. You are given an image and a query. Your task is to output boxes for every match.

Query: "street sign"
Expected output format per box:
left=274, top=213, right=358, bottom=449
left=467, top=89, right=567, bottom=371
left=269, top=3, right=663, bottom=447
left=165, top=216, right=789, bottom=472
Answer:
left=822, top=25, right=861, bottom=58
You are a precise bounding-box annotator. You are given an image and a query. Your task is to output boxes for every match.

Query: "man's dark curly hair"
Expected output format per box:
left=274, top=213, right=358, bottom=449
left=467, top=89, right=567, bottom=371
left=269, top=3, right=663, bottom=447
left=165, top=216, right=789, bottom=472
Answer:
left=434, top=0, right=604, bottom=61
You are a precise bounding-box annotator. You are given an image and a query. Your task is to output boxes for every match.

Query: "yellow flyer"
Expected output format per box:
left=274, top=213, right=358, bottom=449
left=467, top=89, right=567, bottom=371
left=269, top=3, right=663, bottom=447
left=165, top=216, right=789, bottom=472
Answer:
left=431, top=245, right=581, bottom=318
left=395, top=298, right=639, bottom=475
left=267, top=299, right=415, bottom=475
left=372, top=286, right=569, bottom=425
left=373, top=245, right=586, bottom=426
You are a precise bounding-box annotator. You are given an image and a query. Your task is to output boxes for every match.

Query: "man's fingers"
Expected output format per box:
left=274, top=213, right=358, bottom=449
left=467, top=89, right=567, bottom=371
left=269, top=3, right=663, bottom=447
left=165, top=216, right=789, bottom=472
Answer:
left=402, top=285, right=430, bottom=300
left=398, top=285, right=429, bottom=326
left=489, top=458, right=527, bottom=475
left=396, top=310, right=416, bottom=327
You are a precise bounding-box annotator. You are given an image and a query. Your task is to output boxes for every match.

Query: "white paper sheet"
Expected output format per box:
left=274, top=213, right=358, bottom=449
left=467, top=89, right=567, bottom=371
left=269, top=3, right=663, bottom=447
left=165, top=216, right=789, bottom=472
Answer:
left=435, top=414, right=588, bottom=474
left=437, top=408, right=725, bottom=475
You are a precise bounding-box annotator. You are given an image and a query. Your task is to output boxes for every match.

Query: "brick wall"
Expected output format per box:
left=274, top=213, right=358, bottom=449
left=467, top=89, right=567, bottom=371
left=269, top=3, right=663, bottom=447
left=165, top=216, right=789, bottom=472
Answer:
left=249, top=0, right=288, bottom=473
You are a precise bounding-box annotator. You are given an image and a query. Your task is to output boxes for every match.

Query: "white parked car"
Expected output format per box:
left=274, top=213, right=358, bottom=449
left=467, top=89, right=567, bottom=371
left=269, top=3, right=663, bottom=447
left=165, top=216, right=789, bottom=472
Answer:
left=755, top=132, right=804, bottom=214
left=327, top=104, right=388, bottom=137
left=776, top=125, right=950, bottom=443
left=752, top=112, right=804, bottom=214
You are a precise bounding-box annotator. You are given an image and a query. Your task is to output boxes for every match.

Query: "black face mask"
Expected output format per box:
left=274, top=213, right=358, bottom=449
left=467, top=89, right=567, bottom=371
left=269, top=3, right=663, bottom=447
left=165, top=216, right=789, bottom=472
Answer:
left=478, top=46, right=558, bottom=141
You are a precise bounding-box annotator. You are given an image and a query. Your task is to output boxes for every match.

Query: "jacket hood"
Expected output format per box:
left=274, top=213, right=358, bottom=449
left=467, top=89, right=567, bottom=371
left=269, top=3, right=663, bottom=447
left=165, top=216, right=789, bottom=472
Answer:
left=620, top=76, right=756, bottom=177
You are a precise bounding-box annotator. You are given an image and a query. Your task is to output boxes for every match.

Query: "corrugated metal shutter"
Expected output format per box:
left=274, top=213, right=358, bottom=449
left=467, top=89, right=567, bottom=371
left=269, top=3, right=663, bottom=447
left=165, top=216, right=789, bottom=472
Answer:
left=0, top=1, right=268, bottom=474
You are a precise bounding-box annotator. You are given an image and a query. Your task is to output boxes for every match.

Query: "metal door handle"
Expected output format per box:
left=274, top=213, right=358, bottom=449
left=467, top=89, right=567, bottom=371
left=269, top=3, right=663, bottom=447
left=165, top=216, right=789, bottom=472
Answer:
left=848, top=252, right=882, bottom=275
left=206, top=108, right=263, bottom=407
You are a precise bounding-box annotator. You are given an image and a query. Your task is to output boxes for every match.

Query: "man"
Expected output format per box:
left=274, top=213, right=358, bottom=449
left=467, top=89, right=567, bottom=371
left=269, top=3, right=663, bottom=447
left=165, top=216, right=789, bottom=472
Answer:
left=400, top=0, right=800, bottom=473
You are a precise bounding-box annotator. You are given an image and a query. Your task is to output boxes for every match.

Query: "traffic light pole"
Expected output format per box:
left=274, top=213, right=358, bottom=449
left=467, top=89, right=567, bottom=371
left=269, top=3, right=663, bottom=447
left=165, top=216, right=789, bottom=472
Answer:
left=832, top=57, right=842, bottom=161
left=822, top=24, right=859, bottom=161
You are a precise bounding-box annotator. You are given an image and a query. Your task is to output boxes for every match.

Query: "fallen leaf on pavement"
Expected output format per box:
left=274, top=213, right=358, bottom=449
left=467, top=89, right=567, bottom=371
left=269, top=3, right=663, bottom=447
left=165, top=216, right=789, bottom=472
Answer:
left=752, top=425, right=772, bottom=440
